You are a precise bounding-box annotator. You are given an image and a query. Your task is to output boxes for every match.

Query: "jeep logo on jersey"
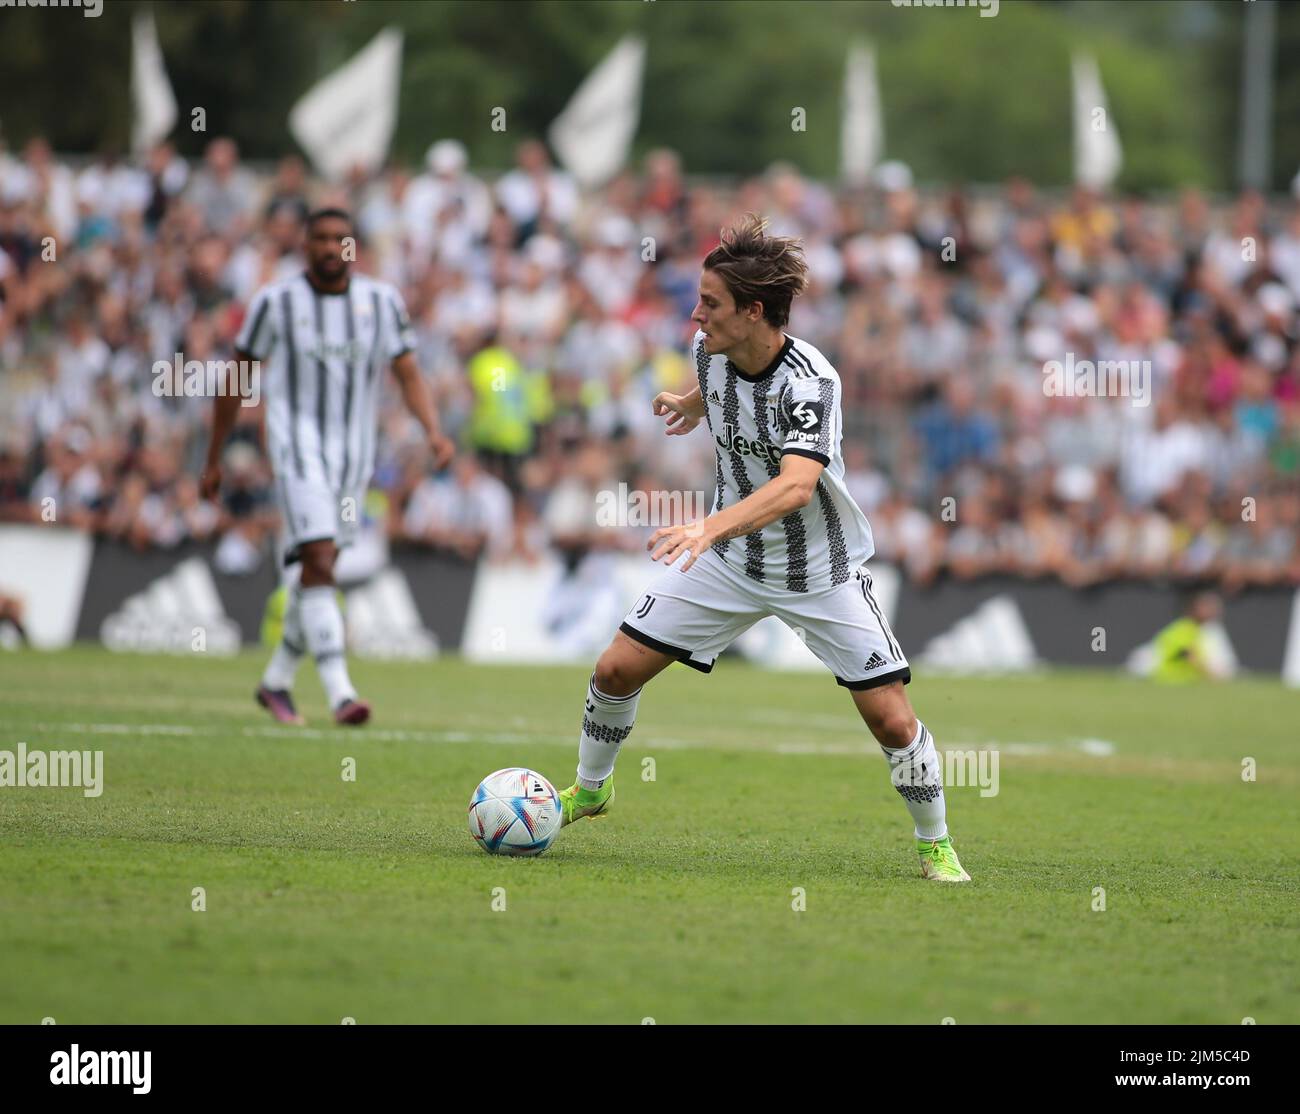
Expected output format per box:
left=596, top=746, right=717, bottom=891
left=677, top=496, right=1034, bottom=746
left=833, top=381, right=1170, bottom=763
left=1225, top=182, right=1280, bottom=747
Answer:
left=788, top=399, right=824, bottom=443
left=716, top=423, right=782, bottom=468
left=305, top=338, right=367, bottom=363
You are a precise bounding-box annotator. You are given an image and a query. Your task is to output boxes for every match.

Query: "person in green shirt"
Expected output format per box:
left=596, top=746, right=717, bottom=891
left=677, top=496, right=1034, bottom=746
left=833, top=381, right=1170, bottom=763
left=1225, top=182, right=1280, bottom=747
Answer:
left=1151, top=592, right=1224, bottom=683
left=467, top=341, right=551, bottom=491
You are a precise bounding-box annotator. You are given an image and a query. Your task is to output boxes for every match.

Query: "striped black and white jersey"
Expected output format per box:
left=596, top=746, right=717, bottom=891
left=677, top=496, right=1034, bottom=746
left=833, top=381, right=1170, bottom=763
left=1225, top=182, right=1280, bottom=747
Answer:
left=695, top=329, right=874, bottom=592
left=235, top=272, right=416, bottom=492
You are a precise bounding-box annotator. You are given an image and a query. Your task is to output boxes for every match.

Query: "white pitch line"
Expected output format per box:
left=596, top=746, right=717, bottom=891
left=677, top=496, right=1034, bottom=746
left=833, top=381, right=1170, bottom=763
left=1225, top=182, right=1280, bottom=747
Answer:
left=31, top=721, right=572, bottom=747
left=21, top=722, right=1115, bottom=758
left=991, top=739, right=1117, bottom=757
left=29, top=722, right=198, bottom=736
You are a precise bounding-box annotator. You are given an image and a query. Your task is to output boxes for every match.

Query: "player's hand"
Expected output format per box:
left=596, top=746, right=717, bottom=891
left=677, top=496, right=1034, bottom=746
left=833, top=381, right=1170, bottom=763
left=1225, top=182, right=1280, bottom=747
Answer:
left=648, top=520, right=712, bottom=571
left=199, top=460, right=222, bottom=504
left=653, top=392, right=701, bottom=437
left=427, top=431, right=456, bottom=471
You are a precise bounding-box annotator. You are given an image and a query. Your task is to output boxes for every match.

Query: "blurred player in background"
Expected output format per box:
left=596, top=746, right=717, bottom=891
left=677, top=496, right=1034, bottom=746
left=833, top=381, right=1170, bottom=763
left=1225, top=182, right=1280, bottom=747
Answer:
left=202, top=209, right=455, bottom=726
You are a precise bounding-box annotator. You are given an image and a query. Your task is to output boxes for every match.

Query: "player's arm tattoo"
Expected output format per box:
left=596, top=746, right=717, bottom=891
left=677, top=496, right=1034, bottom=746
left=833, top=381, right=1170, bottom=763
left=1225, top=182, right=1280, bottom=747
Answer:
left=702, top=458, right=818, bottom=545
left=711, top=519, right=760, bottom=544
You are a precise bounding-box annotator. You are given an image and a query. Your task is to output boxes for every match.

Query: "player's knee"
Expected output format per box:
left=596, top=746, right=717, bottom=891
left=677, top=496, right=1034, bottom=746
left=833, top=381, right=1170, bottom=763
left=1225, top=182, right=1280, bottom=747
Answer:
left=299, top=544, right=336, bottom=587
left=592, top=651, right=639, bottom=698
left=881, top=712, right=919, bottom=749
left=300, top=561, right=333, bottom=588
left=865, top=704, right=917, bottom=749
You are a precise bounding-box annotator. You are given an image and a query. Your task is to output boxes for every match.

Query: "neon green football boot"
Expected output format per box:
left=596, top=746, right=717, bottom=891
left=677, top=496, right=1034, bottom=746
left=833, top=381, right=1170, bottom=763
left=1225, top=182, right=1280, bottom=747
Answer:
left=559, top=777, right=614, bottom=827
left=917, top=836, right=971, bottom=883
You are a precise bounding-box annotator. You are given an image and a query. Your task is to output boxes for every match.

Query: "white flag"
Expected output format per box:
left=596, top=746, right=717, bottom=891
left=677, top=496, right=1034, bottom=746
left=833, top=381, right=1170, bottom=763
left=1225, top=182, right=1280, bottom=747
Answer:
left=1072, top=52, right=1122, bottom=190
left=289, top=28, right=404, bottom=183
left=840, top=42, right=883, bottom=188
left=131, top=12, right=177, bottom=154
left=548, top=34, right=645, bottom=190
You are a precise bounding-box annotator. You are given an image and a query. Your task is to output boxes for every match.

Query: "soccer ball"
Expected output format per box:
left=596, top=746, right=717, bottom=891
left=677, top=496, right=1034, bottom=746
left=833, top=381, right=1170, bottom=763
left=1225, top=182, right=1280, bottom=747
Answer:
left=467, top=768, right=563, bottom=857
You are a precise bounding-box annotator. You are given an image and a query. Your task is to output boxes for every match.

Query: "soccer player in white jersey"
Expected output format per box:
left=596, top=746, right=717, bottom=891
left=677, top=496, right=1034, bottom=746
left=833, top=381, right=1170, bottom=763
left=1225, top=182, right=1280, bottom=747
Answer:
left=201, top=209, right=455, bottom=726
left=558, top=214, right=970, bottom=882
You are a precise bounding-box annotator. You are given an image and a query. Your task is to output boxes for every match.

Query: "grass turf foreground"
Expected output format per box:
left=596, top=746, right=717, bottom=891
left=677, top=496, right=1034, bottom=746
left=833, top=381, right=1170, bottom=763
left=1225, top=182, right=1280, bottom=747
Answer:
left=1, top=646, right=1297, bottom=1025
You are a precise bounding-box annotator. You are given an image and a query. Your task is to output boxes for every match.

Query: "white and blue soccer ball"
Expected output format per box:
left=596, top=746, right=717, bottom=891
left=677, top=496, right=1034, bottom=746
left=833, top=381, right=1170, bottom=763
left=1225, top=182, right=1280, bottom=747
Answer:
left=468, top=768, right=563, bottom=857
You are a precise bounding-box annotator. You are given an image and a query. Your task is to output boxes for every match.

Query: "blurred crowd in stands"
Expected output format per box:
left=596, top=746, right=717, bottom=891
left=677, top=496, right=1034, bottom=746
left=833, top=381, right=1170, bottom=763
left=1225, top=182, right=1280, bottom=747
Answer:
left=1, top=133, right=1298, bottom=589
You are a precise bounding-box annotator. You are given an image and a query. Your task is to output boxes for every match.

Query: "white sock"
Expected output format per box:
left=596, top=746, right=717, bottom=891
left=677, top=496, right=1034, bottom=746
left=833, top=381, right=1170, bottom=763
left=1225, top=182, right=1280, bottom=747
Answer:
left=261, top=583, right=304, bottom=691
left=576, top=675, right=640, bottom=788
left=880, top=721, right=948, bottom=841
left=300, top=585, right=356, bottom=708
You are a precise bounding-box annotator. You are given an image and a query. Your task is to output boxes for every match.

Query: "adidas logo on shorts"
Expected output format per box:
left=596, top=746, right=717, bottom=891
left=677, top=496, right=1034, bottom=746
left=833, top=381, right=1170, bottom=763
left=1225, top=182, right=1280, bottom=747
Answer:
left=864, top=652, right=888, bottom=671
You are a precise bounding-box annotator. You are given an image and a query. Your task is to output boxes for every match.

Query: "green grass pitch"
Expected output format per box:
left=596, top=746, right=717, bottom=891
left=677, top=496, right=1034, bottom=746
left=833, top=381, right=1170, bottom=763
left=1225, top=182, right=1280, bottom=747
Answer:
left=2, top=646, right=1297, bottom=1024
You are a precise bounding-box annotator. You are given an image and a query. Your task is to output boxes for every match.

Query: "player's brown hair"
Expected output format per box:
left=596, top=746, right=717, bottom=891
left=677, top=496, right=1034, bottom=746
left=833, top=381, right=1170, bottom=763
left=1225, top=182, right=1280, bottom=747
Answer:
left=702, top=213, right=809, bottom=328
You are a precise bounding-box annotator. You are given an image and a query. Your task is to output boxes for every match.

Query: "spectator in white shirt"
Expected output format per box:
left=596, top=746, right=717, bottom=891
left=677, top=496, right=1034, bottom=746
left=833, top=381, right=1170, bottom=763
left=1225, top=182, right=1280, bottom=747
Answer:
left=185, top=138, right=259, bottom=239
left=1120, top=397, right=1209, bottom=505
left=402, top=139, right=492, bottom=268
left=30, top=425, right=102, bottom=529
left=500, top=252, right=568, bottom=342
left=577, top=214, right=641, bottom=315
left=223, top=200, right=305, bottom=305
left=496, top=139, right=577, bottom=239
left=431, top=262, right=497, bottom=347
left=56, top=312, right=111, bottom=396
left=402, top=453, right=513, bottom=560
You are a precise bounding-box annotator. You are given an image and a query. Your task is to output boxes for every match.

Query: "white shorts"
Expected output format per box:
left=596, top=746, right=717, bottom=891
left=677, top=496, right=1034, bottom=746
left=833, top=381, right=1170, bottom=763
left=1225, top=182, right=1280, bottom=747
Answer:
left=275, top=472, right=363, bottom=567
left=619, top=548, right=910, bottom=690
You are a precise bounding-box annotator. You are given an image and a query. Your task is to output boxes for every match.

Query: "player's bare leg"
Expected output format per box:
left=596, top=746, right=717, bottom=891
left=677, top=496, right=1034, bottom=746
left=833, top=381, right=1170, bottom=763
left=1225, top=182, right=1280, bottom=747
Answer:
left=851, top=681, right=969, bottom=882
left=0, top=592, right=29, bottom=646
left=298, top=538, right=369, bottom=725
left=256, top=563, right=307, bottom=725
left=592, top=629, right=675, bottom=697
left=559, top=630, right=675, bottom=825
